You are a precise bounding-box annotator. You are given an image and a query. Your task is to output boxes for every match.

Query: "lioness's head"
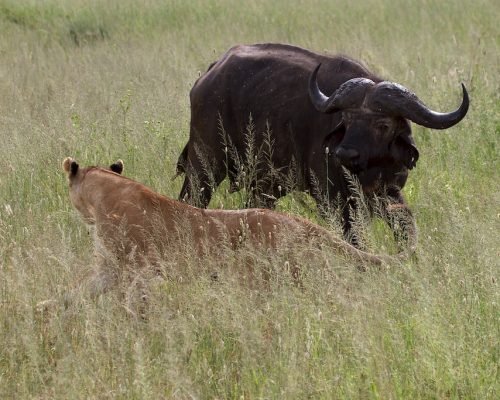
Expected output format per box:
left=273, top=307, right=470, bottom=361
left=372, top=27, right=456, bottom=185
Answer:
left=62, top=157, right=124, bottom=178
left=62, top=157, right=124, bottom=224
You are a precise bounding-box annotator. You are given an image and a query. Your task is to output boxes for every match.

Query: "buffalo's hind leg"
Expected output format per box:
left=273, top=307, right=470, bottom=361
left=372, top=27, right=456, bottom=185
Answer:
left=178, top=146, right=226, bottom=208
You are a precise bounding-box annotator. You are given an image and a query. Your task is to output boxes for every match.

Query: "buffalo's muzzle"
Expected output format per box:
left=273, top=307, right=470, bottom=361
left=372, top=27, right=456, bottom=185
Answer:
left=335, top=146, right=360, bottom=167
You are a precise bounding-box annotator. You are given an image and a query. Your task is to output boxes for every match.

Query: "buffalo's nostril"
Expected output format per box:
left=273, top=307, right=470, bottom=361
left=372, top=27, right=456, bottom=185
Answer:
left=335, top=147, right=360, bottom=163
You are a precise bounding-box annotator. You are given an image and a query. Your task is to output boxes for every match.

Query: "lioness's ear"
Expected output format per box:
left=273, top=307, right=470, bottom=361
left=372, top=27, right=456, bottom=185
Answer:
left=62, top=157, right=79, bottom=175
left=109, top=159, right=124, bottom=174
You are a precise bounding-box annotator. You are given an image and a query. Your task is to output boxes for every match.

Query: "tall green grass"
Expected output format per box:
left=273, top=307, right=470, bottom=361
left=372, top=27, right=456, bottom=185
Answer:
left=0, top=0, right=498, bottom=398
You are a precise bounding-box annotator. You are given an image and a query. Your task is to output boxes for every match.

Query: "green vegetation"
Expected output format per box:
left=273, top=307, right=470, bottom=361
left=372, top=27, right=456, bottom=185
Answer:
left=0, top=0, right=498, bottom=398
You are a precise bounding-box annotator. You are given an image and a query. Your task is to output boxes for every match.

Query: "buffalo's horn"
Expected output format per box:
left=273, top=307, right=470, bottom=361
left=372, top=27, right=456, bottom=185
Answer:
left=309, top=64, right=375, bottom=113
left=370, top=82, right=469, bottom=129
left=309, top=64, right=331, bottom=112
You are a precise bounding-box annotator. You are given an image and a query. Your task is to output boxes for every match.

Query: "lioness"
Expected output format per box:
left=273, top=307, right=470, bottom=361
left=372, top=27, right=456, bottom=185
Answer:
left=61, top=157, right=391, bottom=299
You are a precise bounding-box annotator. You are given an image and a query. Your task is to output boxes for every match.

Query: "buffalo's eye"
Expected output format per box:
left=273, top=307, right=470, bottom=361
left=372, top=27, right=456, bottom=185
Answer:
left=375, top=122, right=391, bottom=132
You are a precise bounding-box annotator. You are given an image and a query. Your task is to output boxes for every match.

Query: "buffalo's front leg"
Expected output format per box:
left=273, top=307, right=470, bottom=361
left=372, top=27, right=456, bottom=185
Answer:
left=341, top=202, right=365, bottom=250
left=384, top=201, right=417, bottom=255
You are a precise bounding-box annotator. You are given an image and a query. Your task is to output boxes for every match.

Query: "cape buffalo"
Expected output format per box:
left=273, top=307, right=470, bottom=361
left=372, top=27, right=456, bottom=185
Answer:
left=176, top=43, right=469, bottom=250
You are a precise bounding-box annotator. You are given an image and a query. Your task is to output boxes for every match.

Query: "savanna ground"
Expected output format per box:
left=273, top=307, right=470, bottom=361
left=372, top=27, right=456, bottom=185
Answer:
left=0, top=0, right=498, bottom=398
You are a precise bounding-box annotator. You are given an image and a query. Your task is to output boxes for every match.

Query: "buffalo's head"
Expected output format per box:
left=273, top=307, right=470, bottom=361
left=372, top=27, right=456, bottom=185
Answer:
left=309, top=64, right=469, bottom=177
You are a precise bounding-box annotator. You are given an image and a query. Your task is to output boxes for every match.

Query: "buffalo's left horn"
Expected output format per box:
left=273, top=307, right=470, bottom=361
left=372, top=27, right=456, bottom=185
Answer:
left=309, top=64, right=375, bottom=113
left=309, top=64, right=332, bottom=112
left=370, top=82, right=469, bottom=129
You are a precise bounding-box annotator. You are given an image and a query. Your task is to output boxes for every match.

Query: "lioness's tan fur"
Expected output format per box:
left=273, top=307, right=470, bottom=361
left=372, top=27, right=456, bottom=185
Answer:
left=62, top=157, right=389, bottom=297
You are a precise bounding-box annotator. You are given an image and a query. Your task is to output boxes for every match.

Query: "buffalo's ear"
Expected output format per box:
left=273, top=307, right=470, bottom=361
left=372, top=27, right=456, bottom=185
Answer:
left=323, top=119, right=346, bottom=149
left=110, top=160, right=124, bottom=174
left=391, top=119, right=419, bottom=169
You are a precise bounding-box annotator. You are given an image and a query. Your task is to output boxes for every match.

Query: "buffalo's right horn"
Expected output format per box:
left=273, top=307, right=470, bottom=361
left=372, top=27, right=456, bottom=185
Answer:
left=309, top=64, right=375, bottom=113
left=370, top=82, right=469, bottom=129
